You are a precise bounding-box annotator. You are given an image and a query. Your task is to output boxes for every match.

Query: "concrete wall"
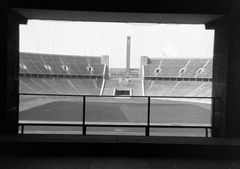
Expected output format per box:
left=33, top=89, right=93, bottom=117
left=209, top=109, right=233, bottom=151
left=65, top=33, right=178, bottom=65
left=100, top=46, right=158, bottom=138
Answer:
left=212, top=2, right=240, bottom=138
left=212, top=21, right=229, bottom=137
left=225, top=9, right=240, bottom=138
left=0, top=1, right=27, bottom=134
left=0, top=13, right=19, bottom=134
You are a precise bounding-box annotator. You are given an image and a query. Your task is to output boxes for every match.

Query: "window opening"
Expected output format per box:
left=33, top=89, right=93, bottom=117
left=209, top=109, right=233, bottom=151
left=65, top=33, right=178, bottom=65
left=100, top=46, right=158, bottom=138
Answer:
left=44, top=64, right=52, bottom=70
left=19, top=63, right=27, bottom=69
left=62, top=65, right=69, bottom=71
left=154, top=68, right=161, bottom=73
left=179, top=68, right=186, bottom=74
left=196, top=68, right=205, bottom=74
left=87, top=66, right=93, bottom=72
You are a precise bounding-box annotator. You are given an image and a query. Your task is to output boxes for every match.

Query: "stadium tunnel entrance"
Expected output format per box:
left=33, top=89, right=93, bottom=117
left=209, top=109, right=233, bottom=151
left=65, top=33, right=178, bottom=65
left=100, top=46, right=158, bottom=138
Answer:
left=114, top=89, right=132, bottom=96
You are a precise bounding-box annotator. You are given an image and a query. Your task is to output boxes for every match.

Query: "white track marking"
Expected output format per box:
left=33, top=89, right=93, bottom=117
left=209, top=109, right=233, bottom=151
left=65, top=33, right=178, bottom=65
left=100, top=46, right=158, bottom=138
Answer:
left=30, top=78, right=53, bottom=93
left=194, top=59, right=211, bottom=78
left=67, top=79, right=81, bottom=94
left=26, top=53, right=43, bottom=73
left=41, top=79, right=62, bottom=94
left=148, top=81, right=155, bottom=90
left=20, top=81, right=39, bottom=93
left=92, top=79, right=98, bottom=88
left=100, top=79, right=106, bottom=95
left=185, top=82, right=206, bottom=96
left=142, top=79, right=145, bottom=96
left=155, top=60, right=163, bottom=76
left=49, top=54, right=62, bottom=73
left=164, top=82, right=180, bottom=96
left=178, top=60, right=190, bottom=77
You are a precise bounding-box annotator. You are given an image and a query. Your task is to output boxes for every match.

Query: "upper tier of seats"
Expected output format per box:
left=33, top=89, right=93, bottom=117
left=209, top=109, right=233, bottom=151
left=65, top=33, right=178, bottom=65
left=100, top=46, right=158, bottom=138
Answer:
left=19, top=52, right=104, bottom=76
left=144, top=58, right=212, bottom=78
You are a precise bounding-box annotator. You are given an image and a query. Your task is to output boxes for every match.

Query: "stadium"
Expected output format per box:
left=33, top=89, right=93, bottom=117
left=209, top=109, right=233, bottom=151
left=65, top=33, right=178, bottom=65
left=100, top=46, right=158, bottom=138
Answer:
left=19, top=36, right=213, bottom=137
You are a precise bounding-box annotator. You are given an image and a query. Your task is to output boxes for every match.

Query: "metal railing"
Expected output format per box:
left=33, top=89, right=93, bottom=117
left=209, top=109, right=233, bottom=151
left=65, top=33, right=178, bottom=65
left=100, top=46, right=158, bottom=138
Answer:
left=19, top=93, right=219, bottom=137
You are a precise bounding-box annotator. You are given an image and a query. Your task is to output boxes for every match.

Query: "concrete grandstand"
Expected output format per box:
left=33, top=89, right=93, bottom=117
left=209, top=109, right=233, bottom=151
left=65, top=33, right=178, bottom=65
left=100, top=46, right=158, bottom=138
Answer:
left=19, top=52, right=107, bottom=95
left=19, top=52, right=212, bottom=97
left=142, top=56, right=212, bottom=98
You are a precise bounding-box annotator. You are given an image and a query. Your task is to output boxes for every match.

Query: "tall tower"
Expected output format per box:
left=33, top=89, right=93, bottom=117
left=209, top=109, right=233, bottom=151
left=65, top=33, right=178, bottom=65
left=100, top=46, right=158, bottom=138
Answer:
left=126, top=36, right=131, bottom=74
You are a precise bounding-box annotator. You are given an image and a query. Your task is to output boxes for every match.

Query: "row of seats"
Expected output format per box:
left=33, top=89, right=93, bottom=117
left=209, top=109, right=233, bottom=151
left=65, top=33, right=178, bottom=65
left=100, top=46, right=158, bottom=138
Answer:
left=102, top=79, right=211, bottom=97
left=19, top=52, right=104, bottom=76
left=144, top=58, right=212, bottom=78
left=20, top=77, right=102, bottom=95
left=20, top=53, right=212, bottom=78
left=20, top=77, right=211, bottom=97
left=144, top=81, right=212, bottom=97
left=19, top=53, right=212, bottom=97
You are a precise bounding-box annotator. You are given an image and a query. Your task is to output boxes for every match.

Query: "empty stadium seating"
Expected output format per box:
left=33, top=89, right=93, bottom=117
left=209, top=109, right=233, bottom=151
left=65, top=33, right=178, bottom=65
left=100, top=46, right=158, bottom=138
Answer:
left=180, top=59, right=209, bottom=78
left=19, top=52, right=212, bottom=98
left=20, top=53, right=42, bottom=74
left=70, top=78, right=102, bottom=95
left=165, top=81, right=204, bottom=96
left=144, top=80, right=212, bottom=97
left=20, top=52, right=104, bottom=76
left=19, top=52, right=105, bottom=96
left=20, top=77, right=102, bottom=95
left=195, top=60, right=213, bottom=78
left=142, top=57, right=212, bottom=98
left=102, top=88, right=114, bottom=95
left=185, top=82, right=212, bottom=97
left=144, top=58, right=212, bottom=78
left=144, top=81, right=178, bottom=96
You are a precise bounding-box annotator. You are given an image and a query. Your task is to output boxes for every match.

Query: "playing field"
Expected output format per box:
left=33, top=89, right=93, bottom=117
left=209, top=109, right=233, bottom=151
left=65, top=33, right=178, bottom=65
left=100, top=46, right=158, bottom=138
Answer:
left=19, top=97, right=211, bottom=137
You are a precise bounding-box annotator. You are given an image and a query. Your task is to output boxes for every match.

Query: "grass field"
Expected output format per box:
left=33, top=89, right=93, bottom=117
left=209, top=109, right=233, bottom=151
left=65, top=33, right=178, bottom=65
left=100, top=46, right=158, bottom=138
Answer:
left=19, top=97, right=211, bottom=136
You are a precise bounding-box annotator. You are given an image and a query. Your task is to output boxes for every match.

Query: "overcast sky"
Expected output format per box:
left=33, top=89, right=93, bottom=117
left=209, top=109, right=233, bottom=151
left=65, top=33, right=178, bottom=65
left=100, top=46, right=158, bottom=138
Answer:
left=20, top=20, right=214, bottom=68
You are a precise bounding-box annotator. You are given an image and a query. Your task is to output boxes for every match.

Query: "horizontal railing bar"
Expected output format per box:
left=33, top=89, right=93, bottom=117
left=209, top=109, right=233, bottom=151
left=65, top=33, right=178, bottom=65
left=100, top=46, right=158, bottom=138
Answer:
left=149, top=126, right=211, bottom=129
left=85, top=125, right=211, bottom=129
left=17, top=123, right=80, bottom=127
left=18, top=124, right=211, bottom=129
left=18, top=120, right=211, bottom=137
left=18, top=123, right=211, bottom=129
left=19, top=120, right=82, bottom=124
left=18, top=93, right=220, bottom=99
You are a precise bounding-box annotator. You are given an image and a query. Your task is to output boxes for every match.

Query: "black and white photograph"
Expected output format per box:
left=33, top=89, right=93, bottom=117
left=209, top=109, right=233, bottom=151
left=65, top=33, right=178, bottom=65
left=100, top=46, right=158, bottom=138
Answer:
left=1, top=0, right=240, bottom=168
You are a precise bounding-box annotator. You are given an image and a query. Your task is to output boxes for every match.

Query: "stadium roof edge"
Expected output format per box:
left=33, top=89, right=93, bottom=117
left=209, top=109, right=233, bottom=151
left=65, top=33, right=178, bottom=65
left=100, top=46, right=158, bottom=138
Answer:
left=148, top=57, right=213, bottom=60
left=20, top=52, right=103, bottom=58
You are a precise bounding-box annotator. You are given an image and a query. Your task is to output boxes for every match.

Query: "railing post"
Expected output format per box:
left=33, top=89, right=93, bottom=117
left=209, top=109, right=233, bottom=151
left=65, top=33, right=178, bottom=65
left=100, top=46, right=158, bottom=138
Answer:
left=21, top=125, right=24, bottom=134
left=82, top=96, right=86, bottom=135
left=205, top=128, right=208, bottom=137
left=211, top=98, right=215, bottom=137
left=146, top=97, right=150, bottom=136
